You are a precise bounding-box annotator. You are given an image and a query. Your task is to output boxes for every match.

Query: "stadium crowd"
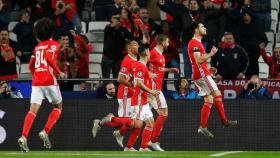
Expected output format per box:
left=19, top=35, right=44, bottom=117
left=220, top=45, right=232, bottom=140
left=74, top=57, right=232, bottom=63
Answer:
left=0, top=0, right=278, bottom=99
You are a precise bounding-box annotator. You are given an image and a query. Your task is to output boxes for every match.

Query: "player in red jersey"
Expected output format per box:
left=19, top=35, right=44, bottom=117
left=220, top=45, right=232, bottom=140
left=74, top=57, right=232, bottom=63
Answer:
left=147, top=34, right=179, bottom=151
left=188, top=22, right=237, bottom=138
left=91, top=41, right=138, bottom=147
left=124, top=45, right=160, bottom=151
left=18, top=18, right=65, bottom=152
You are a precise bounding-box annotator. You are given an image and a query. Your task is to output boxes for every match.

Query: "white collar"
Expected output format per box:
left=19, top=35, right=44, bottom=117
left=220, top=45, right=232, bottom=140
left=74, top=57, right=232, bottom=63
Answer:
left=193, top=36, right=201, bottom=42
left=128, top=54, right=137, bottom=61
left=139, top=60, right=146, bottom=66
left=155, top=47, right=163, bottom=54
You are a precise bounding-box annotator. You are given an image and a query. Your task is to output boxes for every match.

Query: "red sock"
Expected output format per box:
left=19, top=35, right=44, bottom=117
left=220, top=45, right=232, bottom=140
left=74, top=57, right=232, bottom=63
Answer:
left=22, top=111, right=36, bottom=138
left=44, top=108, right=61, bottom=134
left=141, top=126, right=153, bottom=148
left=111, top=117, right=132, bottom=126
left=151, top=115, right=167, bottom=143
left=214, top=96, right=227, bottom=124
left=102, top=122, right=122, bottom=128
left=119, top=125, right=130, bottom=136
left=126, top=128, right=141, bottom=148
left=200, top=102, right=212, bottom=128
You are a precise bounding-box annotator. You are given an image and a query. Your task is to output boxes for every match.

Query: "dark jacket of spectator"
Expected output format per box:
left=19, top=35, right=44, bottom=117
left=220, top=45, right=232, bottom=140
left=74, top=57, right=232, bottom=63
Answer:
left=103, top=24, right=132, bottom=60
left=28, top=0, right=53, bottom=22
left=0, top=0, right=10, bottom=30
left=211, top=43, right=249, bottom=80
left=237, top=9, right=267, bottom=78
left=250, top=0, right=271, bottom=13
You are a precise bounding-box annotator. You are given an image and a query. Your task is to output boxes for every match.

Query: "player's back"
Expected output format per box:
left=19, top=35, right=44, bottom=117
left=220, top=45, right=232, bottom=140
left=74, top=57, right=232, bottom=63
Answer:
left=32, top=39, right=60, bottom=86
left=187, top=38, right=209, bottom=80
left=148, top=47, right=165, bottom=90
left=117, top=54, right=137, bottom=99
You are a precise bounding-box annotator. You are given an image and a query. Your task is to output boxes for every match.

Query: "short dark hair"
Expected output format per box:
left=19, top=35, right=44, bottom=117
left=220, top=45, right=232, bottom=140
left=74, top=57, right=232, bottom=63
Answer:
left=175, top=77, right=190, bottom=91
left=190, top=21, right=200, bottom=35
left=138, top=45, right=149, bottom=57
left=33, top=18, right=55, bottom=41
left=156, top=34, right=168, bottom=45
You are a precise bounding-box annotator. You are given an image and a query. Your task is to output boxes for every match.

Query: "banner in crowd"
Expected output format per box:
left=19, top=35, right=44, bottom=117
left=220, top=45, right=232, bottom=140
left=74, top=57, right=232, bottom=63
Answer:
left=216, top=80, right=280, bottom=99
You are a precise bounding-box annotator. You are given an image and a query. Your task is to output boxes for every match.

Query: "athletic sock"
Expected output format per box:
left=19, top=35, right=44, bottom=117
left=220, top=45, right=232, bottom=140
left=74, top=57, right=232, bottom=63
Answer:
left=119, top=125, right=130, bottom=136
left=200, top=102, right=212, bottom=128
left=214, top=96, right=227, bottom=124
left=126, top=128, right=141, bottom=148
left=102, top=122, right=122, bottom=128
left=22, top=111, right=36, bottom=138
left=111, top=117, right=133, bottom=126
left=151, top=115, right=167, bottom=143
left=141, top=126, right=153, bottom=148
left=44, top=108, right=61, bottom=134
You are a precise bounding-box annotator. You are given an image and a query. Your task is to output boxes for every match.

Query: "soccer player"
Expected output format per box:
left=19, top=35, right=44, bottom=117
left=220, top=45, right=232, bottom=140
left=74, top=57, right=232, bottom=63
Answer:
left=91, top=41, right=139, bottom=147
left=147, top=34, right=179, bottom=151
left=187, top=22, right=237, bottom=138
left=124, top=45, right=160, bottom=151
left=17, top=18, right=65, bottom=152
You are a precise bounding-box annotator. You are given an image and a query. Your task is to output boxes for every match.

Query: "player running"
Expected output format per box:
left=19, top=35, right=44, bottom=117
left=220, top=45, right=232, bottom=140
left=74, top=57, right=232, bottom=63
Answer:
left=147, top=34, right=179, bottom=151
left=18, top=18, right=65, bottom=152
left=91, top=41, right=139, bottom=147
left=124, top=45, right=160, bottom=151
left=187, top=22, right=237, bottom=138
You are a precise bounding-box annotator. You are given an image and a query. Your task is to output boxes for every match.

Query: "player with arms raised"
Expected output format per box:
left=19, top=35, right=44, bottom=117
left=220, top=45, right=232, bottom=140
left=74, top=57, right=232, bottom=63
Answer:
left=18, top=18, right=65, bottom=152
left=188, top=22, right=237, bottom=138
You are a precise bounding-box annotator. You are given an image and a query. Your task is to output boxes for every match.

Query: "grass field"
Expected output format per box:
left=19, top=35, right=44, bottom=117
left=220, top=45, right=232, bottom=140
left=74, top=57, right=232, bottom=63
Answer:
left=0, top=151, right=279, bottom=158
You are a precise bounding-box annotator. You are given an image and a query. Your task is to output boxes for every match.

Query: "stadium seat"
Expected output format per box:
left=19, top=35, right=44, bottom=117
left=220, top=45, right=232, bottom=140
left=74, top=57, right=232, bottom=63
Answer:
left=8, top=21, right=18, bottom=31
left=81, top=10, right=91, bottom=22
left=92, top=42, right=103, bottom=53
left=271, top=0, right=279, bottom=12
left=86, top=31, right=104, bottom=42
left=271, top=10, right=278, bottom=22
left=265, top=31, right=275, bottom=44
left=160, top=11, right=167, bottom=20
left=179, top=53, right=184, bottom=64
left=180, top=63, right=184, bottom=76
left=271, top=20, right=277, bottom=32
left=9, top=32, right=17, bottom=42
left=265, top=42, right=273, bottom=53
left=19, top=64, right=31, bottom=78
left=88, top=21, right=110, bottom=32
left=81, top=21, right=87, bottom=34
left=10, top=11, right=21, bottom=21
left=259, top=62, right=269, bottom=78
left=89, top=63, right=102, bottom=76
left=89, top=73, right=100, bottom=79
left=89, top=53, right=103, bottom=63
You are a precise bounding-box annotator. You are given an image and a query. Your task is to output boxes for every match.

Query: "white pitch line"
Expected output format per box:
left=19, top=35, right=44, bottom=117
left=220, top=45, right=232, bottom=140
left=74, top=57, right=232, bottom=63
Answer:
left=209, top=151, right=244, bottom=157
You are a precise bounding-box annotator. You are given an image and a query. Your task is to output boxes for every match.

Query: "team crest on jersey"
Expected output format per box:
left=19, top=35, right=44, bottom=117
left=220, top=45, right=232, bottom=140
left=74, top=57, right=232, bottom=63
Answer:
left=137, top=72, right=143, bottom=77
left=51, top=45, right=57, bottom=52
left=193, top=46, right=199, bottom=52
left=121, top=67, right=127, bottom=72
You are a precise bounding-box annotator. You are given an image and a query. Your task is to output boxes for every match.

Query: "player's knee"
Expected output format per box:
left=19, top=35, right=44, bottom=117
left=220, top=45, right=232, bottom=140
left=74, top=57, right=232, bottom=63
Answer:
left=53, top=102, right=63, bottom=110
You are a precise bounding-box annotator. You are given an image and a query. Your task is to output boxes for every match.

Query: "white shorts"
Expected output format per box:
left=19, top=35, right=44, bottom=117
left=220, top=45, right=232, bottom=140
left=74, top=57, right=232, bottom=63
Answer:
left=194, top=75, right=218, bottom=96
left=148, top=91, right=167, bottom=109
left=117, top=98, right=132, bottom=117
left=130, top=104, right=153, bottom=121
left=30, top=85, right=62, bottom=105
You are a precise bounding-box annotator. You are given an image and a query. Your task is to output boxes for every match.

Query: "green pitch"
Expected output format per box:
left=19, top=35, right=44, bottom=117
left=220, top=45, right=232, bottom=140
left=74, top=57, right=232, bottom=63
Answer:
left=0, top=151, right=279, bottom=158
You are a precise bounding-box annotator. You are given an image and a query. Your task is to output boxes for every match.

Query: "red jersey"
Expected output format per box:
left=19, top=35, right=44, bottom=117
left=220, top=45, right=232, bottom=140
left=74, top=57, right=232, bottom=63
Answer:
left=117, top=54, right=137, bottom=99
left=131, top=61, right=150, bottom=106
left=148, top=47, right=165, bottom=90
left=187, top=37, right=210, bottom=80
left=30, top=39, right=61, bottom=86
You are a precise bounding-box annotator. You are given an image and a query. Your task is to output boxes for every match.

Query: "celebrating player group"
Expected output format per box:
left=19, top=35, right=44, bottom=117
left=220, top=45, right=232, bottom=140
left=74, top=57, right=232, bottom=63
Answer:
left=17, top=18, right=237, bottom=152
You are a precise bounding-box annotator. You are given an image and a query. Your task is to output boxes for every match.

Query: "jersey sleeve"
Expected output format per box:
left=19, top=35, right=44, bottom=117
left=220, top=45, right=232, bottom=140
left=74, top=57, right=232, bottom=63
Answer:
left=44, top=43, right=61, bottom=73
left=119, top=61, right=130, bottom=77
left=134, top=65, right=145, bottom=80
left=192, top=44, right=201, bottom=56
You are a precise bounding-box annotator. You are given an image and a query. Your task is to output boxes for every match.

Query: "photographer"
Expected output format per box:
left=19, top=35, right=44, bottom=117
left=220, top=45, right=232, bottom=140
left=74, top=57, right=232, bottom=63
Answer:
left=240, top=75, right=272, bottom=99
left=52, top=0, right=82, bottom=34
left=0, top=81, right=22, bottom=99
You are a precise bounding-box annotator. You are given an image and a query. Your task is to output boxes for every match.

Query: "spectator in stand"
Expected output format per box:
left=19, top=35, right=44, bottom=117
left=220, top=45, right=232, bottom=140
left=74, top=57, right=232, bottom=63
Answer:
left=120, top=8, right=134, bottom=33
left=224, top=0, right=243, bottom=38
left=237, top=8, right=267, bottom=78
left=101, top=14, right=132, bottom=78
left=0, top=29, right=18, bottom=80
left=13, top=9, right=37, bottom=63
left=112, top=0, right=125, bottom=15
left=70, top=30, right=92, bottom=78
left=96, top=81, right=116, bottom=99
left=57, top=31, right=77, bottom=79
left=240, top=75, right=272, bottom=99
left=259, top=43, right=280, bottom=79
left=93, top=0, right=115, bottom=21
left=211, top=32, right=249, bottom=80
left=243, top=0, right=271, bottom=32
left=52, top=0, right=82, bottom=35
left=28, top=0, right=53, bottom=23
left=173, top=77, right=201, bottom=100
left=0, top=0, right=10, bottom=30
